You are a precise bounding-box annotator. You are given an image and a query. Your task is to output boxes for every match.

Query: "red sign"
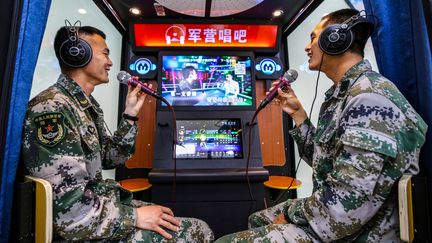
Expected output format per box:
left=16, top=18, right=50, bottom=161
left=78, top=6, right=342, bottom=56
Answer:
left=133, top=23, right=278, bottom=48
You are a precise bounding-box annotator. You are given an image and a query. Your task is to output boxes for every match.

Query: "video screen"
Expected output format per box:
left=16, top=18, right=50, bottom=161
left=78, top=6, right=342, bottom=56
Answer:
left=160, top=54, right=253, bottom=107
left=175, top=119, right=243, bottom=159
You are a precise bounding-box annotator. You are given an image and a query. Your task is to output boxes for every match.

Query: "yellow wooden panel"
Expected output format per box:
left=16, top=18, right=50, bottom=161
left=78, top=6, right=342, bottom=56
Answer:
left=255, top=79, right=286, bottom=166
left=25, top=176, right=52, bottom=243
left=126, top=81, right=157, bottom=169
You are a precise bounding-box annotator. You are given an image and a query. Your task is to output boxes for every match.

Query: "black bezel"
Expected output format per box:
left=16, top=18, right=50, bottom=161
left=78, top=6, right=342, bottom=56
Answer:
left=174, top=118, right=244, bottom=160
left=157, top=50, right=256, bottom=111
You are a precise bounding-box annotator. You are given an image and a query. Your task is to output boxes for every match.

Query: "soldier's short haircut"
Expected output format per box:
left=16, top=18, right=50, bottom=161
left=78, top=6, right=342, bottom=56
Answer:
left=321, top=9, right=373, bottom=57
left=54, top=26, right=106, bottom=70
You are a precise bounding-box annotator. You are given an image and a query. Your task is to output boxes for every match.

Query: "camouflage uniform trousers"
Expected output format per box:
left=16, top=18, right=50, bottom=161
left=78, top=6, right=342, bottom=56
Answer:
left=215, top=201, right=320, bottom=243
left=122, top=200, right=214, bottom=243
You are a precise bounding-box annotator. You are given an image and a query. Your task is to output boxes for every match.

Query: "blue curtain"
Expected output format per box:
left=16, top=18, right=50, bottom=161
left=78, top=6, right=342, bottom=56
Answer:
left=0, top=0, right=51, bottom=240
left=363, top=0, right=432, bottom=227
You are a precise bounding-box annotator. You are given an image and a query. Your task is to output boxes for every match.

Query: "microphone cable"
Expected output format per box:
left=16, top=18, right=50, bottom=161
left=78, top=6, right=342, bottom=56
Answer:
left=244, top=73, right=297, bottom=211
left=117, top=73, right=179, bottom=203
left=273, top=52, right=324, bottom=205
left=244, top=73, right=296, bottom=209
left=244, top=83, right=289, bottom=212
left=243, top=107, right=265, bottom=215
left=158, top=97, right=178, bottom=204
left=245, top=109, right=260, bottom=204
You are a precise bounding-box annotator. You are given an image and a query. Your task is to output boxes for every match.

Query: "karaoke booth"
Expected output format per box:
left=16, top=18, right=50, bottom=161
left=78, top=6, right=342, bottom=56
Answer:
left=3, top=0, right=432, bottom=242
left=122, top=21, right=287, bottom=237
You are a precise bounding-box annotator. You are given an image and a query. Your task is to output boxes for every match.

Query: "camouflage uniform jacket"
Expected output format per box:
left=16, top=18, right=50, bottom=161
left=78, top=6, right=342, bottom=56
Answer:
left=22, top=74, right=138, bottom=240
left=286, top=60, right=427, bottom=242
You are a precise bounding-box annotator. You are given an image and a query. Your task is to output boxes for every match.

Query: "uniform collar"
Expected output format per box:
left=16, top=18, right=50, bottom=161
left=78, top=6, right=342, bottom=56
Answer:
left=57, top=74, right=101, bottom=111
left=324, top=59, right=372, bottom=101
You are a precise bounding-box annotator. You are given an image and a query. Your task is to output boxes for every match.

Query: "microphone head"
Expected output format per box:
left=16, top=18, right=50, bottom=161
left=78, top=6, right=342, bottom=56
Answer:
left=117, top=71, right=131, bottom=85
left=283, top=69, right=298, bottom=83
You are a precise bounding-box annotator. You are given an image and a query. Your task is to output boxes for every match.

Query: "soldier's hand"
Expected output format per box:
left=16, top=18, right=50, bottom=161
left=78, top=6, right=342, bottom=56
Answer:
left=275, top=85, right=307, bottom=126
left=273, top=213, right=288, bottom=224
left=135, top=205, right=181, bottom=239
left=124, top=80, right=148, bottom=117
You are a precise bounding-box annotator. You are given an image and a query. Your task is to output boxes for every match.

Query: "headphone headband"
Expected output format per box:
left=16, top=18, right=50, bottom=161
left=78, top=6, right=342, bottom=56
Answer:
left=344, top=12, right=374, bottom=33
left=58, top=20, right=92, bottom=68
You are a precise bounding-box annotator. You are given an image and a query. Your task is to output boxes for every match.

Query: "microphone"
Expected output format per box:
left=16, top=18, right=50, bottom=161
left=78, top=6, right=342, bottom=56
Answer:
left=117, top=71, right=161, bottom=99
left=258, top=69, right=298, bottom=109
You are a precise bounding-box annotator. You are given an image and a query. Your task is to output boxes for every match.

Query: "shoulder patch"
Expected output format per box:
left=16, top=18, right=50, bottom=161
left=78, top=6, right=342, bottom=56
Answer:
left=34, top=112, right=66, bottom=147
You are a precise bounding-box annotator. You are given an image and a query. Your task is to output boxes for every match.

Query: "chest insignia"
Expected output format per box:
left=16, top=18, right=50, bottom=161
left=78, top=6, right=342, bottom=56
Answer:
left=34, top=112, right=66, bottom=147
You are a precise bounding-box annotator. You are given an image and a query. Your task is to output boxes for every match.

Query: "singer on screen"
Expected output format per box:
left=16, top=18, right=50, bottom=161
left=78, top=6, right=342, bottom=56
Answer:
left=222, top=74, right=240, bottom=97
left=216, top=9, right=427, bottom=243
left=21, top=23, right=213, bottom=242
left=176, top=65, right=198, bottom=94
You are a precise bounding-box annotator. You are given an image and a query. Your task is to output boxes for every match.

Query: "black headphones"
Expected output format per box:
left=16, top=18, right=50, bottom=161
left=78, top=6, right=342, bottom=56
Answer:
left=59, top=20, right=92, bottom=68
left=318, top=12, right=374, bottom=55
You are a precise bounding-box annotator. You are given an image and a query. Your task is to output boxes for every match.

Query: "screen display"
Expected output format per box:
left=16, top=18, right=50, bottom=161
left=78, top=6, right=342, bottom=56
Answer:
left=175, top=119, right=243, bottom=159
left=160, top=54, right=253, bottom=108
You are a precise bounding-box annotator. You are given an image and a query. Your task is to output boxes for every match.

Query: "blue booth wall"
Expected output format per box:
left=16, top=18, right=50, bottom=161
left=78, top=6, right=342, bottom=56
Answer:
left=363, top=0, right=432, bottom=224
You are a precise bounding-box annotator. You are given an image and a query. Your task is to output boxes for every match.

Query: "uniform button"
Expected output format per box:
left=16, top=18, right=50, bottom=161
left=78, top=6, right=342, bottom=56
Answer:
left=88, top=126, right=96, bottom=134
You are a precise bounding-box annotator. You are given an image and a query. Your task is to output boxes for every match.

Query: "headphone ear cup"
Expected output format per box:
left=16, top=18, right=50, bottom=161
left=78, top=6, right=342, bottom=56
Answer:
left=318, top=24, right=354, bottom=55
left=59, top=38, right=92, bottom=68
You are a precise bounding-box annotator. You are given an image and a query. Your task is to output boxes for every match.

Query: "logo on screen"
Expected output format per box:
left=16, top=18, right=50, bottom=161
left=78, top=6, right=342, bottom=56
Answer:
left=254, top=57, right=283, bottom=80
left=165, top=26, right=186, bottom=45
left=130, top=58, right=156, bottom=75
left=128, top=56, right=157, bottom=79
left=255, top=58, right=281, bottom=75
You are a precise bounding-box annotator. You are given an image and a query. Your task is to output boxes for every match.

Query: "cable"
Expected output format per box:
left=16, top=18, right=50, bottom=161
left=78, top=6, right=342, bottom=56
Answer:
left=245, top=62, right=320, bottom=207
left=243, top=107, right=263, bottom=214
left=103, top=120, right=113, bottom=137
left=273, top=52, right=324, bottom=204
left=245, top=109, right=261, bottom=202
left=159, top=97, right=178, bottom=203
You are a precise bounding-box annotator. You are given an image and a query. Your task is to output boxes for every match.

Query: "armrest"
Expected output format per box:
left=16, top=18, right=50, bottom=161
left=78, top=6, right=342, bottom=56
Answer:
left=398, top=174, right=414, bottom=243
left=24, top=175, right=53, bottom=243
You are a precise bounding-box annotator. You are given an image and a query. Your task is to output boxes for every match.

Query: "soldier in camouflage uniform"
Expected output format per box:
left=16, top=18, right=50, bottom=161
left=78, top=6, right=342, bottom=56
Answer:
left=22, top=25, right=213, bottom=242
left=215, top=9, right=427, bottom=243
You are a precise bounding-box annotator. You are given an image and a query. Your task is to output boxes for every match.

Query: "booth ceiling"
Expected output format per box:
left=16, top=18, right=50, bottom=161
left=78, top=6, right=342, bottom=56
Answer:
left=156, top=0, right=264, bottom=17
left=93, top=0, right=317, bottom=33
